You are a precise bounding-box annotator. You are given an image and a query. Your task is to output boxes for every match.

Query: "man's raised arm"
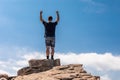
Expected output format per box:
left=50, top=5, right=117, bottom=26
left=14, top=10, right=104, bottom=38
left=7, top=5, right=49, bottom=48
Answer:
left=56, top=11, right=59, bottom=22
left=40, top=11, right=44, bottom=22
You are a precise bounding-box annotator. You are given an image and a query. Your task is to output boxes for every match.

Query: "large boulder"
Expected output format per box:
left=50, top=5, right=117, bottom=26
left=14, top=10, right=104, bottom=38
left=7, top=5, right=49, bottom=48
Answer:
left=17, top=59, right=60, bottom=76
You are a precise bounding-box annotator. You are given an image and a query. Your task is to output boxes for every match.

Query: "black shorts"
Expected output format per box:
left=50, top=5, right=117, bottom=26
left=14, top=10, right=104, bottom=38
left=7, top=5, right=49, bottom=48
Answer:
left=45, top=37, right=55, bottom=48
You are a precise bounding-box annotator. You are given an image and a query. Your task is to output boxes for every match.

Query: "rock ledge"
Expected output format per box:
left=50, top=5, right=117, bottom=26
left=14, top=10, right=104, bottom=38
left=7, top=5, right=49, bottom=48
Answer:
left=17, top=59, right=60, bottom=75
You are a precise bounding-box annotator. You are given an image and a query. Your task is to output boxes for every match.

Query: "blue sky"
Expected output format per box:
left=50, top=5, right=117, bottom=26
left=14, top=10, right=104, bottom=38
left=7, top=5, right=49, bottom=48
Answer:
left=0, top=0, right=120, bottom=54
left=0, top=0, right=120, bottom=80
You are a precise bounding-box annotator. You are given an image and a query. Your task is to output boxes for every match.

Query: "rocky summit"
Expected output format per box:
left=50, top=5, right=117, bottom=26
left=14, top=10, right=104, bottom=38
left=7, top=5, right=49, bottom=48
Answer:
left=15, top=59, right=100, bottom=80
left=0, top=59, right=100, bottom=80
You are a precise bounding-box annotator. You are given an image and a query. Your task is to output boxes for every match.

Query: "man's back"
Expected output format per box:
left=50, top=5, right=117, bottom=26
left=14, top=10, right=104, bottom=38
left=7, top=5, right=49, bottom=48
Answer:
left=43, top=21, right=58, bottom=37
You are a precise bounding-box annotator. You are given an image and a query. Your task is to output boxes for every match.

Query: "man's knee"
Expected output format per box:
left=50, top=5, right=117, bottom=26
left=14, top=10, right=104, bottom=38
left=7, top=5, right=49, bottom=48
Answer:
left=51, top=47, right=54, bottom=51
left=46, top=47, right=50, bottom=51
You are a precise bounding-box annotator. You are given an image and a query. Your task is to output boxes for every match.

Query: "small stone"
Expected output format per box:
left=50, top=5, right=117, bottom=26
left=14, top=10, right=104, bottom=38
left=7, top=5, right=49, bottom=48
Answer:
left=58, top=66, right=69, bottom=70
left=68, top=66, right=74, bottom=70
left=68, top=64, right=83, bottom=67
left=0, top=74, right=8, bottom=79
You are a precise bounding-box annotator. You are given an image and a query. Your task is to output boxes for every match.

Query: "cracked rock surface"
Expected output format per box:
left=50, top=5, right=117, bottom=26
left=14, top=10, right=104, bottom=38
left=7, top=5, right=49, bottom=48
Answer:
left=15, top=59, right=100, bottom=80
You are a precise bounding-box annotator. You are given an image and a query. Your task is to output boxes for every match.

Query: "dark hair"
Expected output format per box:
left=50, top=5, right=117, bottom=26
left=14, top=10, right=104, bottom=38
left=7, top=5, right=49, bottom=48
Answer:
left=48, top=16, right=53, bottom=21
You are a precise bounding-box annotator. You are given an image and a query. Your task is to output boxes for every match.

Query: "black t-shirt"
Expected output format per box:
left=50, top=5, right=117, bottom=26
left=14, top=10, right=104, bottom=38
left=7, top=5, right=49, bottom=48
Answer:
left=43, top=21, right=57, bottom=37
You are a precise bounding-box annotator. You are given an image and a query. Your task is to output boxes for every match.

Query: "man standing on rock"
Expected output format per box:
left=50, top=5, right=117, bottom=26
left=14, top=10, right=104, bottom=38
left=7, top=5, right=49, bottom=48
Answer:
left=40, top=11, right=59, bottom=60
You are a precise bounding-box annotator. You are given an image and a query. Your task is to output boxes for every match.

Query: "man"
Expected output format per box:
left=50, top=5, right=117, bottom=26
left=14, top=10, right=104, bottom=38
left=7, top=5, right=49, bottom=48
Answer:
left=40, top=11, right=59, bottom=60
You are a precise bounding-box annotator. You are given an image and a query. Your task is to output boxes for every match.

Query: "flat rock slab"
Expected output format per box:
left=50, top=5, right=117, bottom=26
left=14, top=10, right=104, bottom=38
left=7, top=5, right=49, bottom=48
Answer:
left=29, top=59, right=60, bottom=67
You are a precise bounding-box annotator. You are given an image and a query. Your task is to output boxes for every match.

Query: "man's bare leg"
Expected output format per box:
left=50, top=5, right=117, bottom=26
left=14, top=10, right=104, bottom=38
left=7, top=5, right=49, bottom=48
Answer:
left=51, top=47, right=54, bottom=60
left=46, top=47, right=50, bottom=59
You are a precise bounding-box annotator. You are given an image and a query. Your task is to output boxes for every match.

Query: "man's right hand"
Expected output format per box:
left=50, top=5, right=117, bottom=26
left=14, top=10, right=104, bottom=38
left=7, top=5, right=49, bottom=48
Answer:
left=56, top=11, right=59, bottom=14
left=40, top=11, right=43, bottom=14
left=40, top=11, right=44, bottom=22
left=56, top=11, right=59, bottom=22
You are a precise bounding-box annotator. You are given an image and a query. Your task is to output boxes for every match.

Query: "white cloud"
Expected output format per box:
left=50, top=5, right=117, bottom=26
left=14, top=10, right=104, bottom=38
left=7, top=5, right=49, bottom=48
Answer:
left=21, top=52, right=45, bottom=60
left=79, top=0, right=106, bottom=13
left=80, top=0, right=93, bottom=3
left=0, top=70, right=10, bottom=75
left=55, top=53, right=120, bottom=71
left=80, top=0, right=101, bottom=5
left=101, top=75, right=112, bottom=80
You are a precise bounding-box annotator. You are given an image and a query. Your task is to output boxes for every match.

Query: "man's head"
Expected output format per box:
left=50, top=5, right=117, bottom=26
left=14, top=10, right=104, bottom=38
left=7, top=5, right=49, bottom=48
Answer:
left=48, top=16, right=53, bottom=22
